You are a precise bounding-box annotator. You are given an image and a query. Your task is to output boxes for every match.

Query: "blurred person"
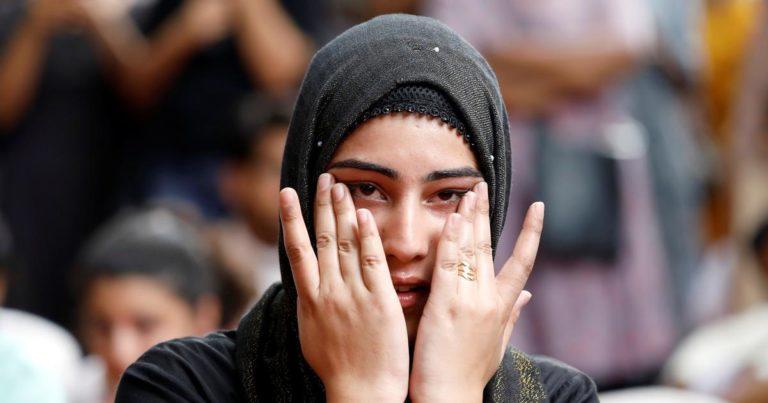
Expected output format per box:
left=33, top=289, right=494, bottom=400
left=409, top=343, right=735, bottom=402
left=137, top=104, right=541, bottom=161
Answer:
left=724, top=2, right=768, bottom=312
left=702, top=0, right=763, bottom=244
left=0, top=0, right=126, bottom=325
left=426, top=0, right=678, bottom=389
left=628, top=0, right=706, bottom=328
left=0, top=215, right=88, bottom=402
left=208, top=96, right=290, bottom=327
left=663, top=217, right=768, bottom=402
left=116, top=15, right=598, bottom=402
left=75, top=0, right=321, bottom=218
left=75, top=207, right=221, bottom=401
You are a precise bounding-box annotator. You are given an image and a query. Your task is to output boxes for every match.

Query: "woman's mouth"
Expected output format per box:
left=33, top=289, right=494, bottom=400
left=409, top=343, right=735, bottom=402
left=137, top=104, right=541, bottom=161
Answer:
left=393, top=284, right=429, bottom=312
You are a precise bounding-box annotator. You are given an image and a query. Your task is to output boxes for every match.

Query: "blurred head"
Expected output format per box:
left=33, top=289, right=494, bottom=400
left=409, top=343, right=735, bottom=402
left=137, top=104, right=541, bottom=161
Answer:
left=329, top=111, right=481, bottom=341
left=75, top=208, right=220, bottom=390
left=221, top=97, right=291, bottom=244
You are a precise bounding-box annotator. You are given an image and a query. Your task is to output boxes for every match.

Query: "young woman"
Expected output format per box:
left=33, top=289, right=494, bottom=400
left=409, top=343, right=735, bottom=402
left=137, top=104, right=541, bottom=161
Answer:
left=116, top=15, right=598, bottom=402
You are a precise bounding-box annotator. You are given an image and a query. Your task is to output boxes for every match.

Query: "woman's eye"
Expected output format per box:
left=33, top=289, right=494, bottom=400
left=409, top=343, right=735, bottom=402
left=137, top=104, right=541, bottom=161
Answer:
left=434, top=189, right=469, bottom=203
left=348, top=183, right=386, bottom=200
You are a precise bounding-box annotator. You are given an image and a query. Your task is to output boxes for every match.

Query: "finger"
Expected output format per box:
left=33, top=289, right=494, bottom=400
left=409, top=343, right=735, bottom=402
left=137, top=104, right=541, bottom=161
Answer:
left=496, top=202, right=544, bottom=310
left=332, top=183, right=364, bottom=287
left=279, top=187, right=319, bottom=298
left=356, top=209, right=395, bottom=295
left=500, top=290, right=532, bottom=360
left=430, top=213, right=462, bottom=303
left=456, top=191, right=478, bottom=297
left=314, top=173, right=343, bottom=291
left=473, top=182, right=495, bottom=289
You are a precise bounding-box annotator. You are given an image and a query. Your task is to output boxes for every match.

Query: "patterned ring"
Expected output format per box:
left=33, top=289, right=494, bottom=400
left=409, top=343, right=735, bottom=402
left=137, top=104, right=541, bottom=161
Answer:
left=457, top=260, right=477, bottom=281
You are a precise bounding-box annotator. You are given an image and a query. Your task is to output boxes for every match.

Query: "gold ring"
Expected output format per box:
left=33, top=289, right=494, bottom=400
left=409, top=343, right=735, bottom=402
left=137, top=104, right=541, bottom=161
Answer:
left=457, top=260, right=477, bottom=281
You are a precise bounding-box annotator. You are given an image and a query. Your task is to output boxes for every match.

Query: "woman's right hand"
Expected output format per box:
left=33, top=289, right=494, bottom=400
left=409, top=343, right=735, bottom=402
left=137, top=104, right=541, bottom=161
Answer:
left=279, top=173, right=410, bottom=403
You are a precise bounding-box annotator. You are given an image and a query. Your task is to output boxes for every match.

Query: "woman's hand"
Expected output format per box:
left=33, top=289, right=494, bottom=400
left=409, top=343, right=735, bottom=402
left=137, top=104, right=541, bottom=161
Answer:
left=279, top=173, right=410, bottom=403
left=409, top=182, right=543, bottom=402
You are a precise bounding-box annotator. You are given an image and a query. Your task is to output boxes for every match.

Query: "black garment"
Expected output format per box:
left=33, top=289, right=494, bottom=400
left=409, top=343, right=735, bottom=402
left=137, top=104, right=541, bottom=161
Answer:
left=117, top=329, right=597, bottom=403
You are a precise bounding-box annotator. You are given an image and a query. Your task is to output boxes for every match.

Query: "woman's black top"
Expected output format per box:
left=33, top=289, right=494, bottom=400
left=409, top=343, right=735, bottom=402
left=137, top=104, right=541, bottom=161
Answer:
left=116, top=331, right=598, bottom=402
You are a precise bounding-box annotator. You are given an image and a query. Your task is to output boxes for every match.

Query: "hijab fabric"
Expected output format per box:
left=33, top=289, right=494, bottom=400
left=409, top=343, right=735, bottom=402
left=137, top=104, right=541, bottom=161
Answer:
left=236, top=14, right=546, bottom=402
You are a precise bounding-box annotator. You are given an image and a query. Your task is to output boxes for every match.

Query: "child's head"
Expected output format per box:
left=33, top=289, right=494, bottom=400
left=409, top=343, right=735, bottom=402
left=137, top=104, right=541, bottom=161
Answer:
left=75, top=208, right=220, bottom=390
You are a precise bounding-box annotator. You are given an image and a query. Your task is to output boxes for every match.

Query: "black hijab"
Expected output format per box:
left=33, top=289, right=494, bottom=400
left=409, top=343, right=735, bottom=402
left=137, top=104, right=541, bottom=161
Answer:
left=236, top=14, right=546, bottom=402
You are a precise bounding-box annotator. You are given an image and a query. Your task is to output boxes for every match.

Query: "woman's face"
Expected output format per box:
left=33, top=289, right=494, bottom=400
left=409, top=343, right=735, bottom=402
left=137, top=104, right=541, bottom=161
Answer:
left=80, top=275, right=209, bottom=391
left=328, top=112, right=482, bottom=342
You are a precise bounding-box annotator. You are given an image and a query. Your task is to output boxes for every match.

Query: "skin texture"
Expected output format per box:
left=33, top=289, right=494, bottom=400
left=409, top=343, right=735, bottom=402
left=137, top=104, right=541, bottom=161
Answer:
left=279, top=113, right=543, bottom=402
left=80, top=276, right=220, bottom=395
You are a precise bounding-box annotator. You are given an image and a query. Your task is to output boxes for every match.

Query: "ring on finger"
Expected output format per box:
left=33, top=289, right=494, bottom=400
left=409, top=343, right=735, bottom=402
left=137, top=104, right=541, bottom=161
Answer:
left=457, top=260, right=477, bottom=281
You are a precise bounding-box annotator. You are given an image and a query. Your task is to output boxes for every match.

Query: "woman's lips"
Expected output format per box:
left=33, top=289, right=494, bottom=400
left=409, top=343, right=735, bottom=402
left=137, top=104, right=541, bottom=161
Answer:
left=393, top=278, right=429, bottom=313
left=396, top=289, right=427, bottom=311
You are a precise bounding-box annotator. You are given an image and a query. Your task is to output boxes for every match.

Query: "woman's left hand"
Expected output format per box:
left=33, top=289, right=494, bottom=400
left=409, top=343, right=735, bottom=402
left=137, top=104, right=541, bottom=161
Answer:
left=409, top=182, right=543, bottom=402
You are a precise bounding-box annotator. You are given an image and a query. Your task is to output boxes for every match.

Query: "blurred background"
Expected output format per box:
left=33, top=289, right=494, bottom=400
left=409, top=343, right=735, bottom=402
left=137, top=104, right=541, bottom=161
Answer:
left=1, top=0, right=768, bottom=402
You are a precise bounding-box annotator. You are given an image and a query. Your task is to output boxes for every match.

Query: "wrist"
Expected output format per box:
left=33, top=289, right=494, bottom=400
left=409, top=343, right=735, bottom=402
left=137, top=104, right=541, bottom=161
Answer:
left=409, top=384, right=484, bottom=403
left=324, top=379, right=406, bottom=403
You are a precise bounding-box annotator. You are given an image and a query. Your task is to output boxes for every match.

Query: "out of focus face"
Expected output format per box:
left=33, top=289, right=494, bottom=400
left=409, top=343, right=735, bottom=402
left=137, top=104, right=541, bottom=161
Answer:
left=80, top=275, right=200, bottom=391
left=231, top=125, right=287, bottom=244
left=328, top=113, right=481, bottom=343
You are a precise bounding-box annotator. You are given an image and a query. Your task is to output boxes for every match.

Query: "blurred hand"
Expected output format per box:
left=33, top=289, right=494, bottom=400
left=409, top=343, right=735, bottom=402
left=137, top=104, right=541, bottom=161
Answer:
left=27, top=0, right=82, bottom=36
left=409, top=182, right=541, bottom=402
left=279, top=173, right=410, bottom=403
left=70, top=0, right=132, bottom=28
left=179, top=0, right=232, bottom=48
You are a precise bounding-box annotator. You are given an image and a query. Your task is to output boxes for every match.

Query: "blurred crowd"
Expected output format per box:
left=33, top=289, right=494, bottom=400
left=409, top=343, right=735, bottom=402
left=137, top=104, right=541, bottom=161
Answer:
left=1, top=0, right=768, bottom=402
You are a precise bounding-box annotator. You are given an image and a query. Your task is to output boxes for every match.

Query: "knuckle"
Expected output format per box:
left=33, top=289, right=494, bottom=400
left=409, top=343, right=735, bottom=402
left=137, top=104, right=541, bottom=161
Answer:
left=316, top=232, right=336, bottom=249
left=316, top=196, right=332, bottom=207
left=286, top=244, right=306, bottom=264
left=282, top=208, right=301, bottom=222
left=460, top=246, right=475, bottom=260
left=478, top=203, right=490, bottom=216
left=337, top=239, right=356, bottom=254
left=361, top=254, right=382, bottom=269
left=439, top=259, right=457, bottom=272
left=476, top=241, right=493, bottom=256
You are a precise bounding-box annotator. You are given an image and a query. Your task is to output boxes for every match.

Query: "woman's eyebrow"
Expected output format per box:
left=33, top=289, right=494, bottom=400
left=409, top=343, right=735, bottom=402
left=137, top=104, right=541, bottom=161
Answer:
left=326, top=159, right=399, bottom=179
left=424, top=167, right=483, bottom=182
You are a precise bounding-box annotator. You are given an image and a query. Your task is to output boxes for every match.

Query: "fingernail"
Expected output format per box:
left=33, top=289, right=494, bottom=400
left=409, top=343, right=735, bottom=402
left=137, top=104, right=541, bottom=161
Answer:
left=279, top=188, right=294, bottom=203
left=317, top=173, right=330, bottom=191
left=357, top=209, right=368, bottom=224
left=521, top=290, right=533, bottom=306
left=532, top=201, right=545, bottom=216
left=477, top=181, right=488, bottom=197
left=332, top=183, right=345, bottom=202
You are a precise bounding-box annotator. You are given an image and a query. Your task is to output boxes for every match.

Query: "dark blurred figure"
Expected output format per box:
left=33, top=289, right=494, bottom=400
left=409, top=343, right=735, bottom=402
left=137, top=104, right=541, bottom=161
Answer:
left=0, top=0, right=126, bottom=326
left=208, top=96, right=289, bottom=327
left=75, top=207, right=221, bottom=401
left=627, top=0, right=705, bottom=329
left=76, top=0, right=322, bottom=218
left=426, top=0, right=678, bottom=390
left=0, top=214, right=85, bottom=402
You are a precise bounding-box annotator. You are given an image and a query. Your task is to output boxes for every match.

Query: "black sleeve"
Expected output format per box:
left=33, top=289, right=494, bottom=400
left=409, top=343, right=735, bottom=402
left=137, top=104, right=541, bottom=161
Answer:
left=115, top=332, right=242, bottom=403
left=535, top=356, right=599, bottom=403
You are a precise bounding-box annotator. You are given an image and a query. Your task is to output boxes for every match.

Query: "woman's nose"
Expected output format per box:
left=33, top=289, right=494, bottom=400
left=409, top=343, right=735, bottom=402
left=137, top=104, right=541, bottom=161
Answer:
left=380, top=201, right=429, bottom=264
